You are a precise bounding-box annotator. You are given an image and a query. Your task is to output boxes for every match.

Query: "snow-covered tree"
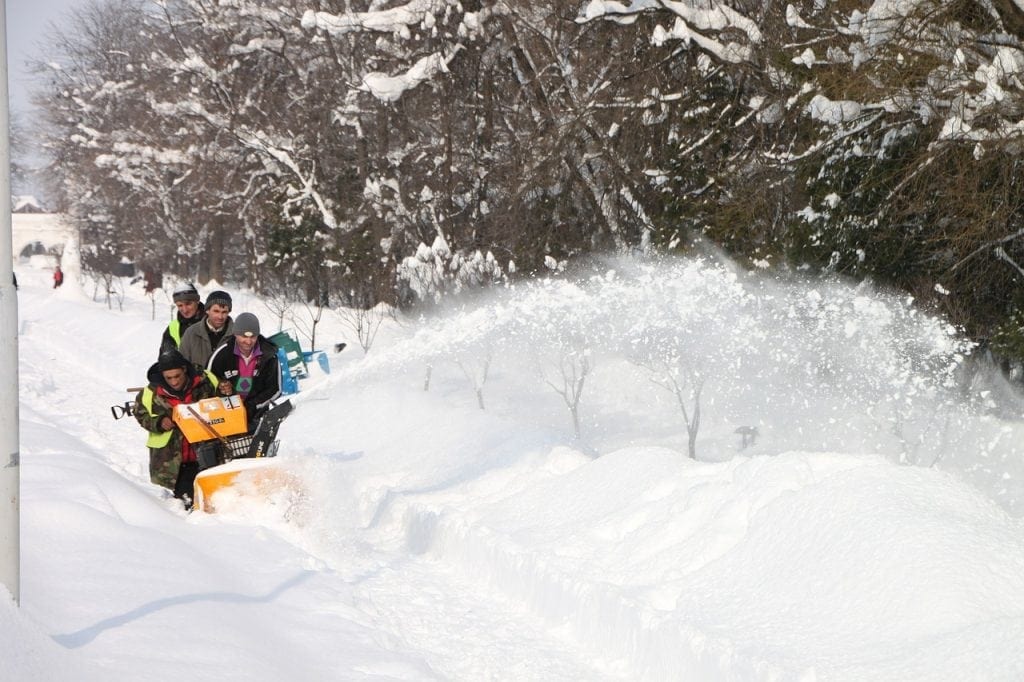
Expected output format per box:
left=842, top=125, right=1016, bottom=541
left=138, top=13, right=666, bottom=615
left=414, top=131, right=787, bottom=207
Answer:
left=22, top=0, right=1024, bottom=356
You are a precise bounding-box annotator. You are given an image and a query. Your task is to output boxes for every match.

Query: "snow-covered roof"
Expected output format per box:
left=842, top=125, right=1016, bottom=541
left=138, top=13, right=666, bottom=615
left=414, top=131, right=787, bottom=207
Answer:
left=13, top=195, right=47, bottom=213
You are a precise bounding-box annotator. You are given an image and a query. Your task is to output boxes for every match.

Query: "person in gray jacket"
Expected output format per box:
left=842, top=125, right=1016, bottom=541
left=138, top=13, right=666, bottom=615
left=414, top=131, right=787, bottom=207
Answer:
left=179, top=290, right=234, bottom=370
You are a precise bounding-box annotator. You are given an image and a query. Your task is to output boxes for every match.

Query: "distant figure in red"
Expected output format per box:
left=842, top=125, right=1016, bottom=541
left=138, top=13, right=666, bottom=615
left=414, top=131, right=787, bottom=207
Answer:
left=53, top=265, right=64, bottom=289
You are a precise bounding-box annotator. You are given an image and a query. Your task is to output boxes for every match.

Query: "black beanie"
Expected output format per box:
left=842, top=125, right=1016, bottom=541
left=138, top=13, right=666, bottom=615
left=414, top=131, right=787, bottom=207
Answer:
left=157, top=349, right=189, bottom=372
left=205, top=290, right=232, bottom=310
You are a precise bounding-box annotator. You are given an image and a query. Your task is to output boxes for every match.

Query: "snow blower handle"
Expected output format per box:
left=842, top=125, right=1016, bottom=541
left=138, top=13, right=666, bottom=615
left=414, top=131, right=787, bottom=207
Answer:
left=110, top=401, right=134, bottom=420
left=112, top=386, right=144, bottom=420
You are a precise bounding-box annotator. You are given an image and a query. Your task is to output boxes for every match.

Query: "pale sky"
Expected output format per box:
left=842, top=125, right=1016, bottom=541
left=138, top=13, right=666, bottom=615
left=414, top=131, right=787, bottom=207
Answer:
left=4, top=0, right=78, bottom=194
left=5, top=0, right=78, bottom=118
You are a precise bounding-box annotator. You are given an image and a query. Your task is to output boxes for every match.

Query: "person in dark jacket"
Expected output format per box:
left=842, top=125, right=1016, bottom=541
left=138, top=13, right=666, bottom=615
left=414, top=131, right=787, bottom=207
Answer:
left=159, top=283, right=205, bottom=356
left=179, top=289, right=234, bottom=370
left=208, top=312, right=281, bottom=429
left=133, top=349, right=217, bottom=507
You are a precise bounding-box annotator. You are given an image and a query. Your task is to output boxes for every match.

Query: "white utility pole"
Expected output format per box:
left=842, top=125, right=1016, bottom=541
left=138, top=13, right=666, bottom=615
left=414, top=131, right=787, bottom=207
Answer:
left=0, top=0, right=21, bottom=605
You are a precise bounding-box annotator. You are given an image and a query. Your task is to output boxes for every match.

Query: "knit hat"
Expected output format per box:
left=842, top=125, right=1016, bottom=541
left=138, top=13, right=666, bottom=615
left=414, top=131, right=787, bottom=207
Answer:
left=233, top=312, right=260, bottom=338
left=205, top=290, right=232, bottom=310
left=172, top=283, right=200, bottom=303
left=157, top=349, right=189, bottom=372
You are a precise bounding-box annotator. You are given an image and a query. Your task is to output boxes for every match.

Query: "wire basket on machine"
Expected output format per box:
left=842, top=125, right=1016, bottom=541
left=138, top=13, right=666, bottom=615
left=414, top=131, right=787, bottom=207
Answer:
left=223, top=433, right=280, bottom=461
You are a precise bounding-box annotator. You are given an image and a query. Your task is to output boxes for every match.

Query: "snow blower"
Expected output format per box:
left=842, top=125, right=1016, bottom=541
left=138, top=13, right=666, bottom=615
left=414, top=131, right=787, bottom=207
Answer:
left=172, top=397, right=295, bottom=512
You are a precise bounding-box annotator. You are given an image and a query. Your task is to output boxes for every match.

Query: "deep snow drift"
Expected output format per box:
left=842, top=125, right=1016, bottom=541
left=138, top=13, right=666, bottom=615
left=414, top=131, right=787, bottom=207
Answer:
left=4, top=256, right=1024, bottom=681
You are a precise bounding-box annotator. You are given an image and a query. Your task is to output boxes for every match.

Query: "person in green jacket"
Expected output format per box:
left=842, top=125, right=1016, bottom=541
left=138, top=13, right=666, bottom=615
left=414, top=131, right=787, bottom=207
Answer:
left=133, top=350, right=218, bottom=507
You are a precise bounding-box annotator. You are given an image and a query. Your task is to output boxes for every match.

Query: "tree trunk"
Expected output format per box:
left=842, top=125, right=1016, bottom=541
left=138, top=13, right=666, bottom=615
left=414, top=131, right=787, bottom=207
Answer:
left=208, top=217, right=224, bottom=284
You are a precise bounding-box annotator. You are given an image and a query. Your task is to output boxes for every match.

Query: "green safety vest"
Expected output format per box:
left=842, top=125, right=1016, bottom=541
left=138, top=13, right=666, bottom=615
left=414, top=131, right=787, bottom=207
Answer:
left=168, top=319, right=182, bottom=347
left=141, top=371, right=219, bottom=448
left=141, top=388, right=173, bottom=448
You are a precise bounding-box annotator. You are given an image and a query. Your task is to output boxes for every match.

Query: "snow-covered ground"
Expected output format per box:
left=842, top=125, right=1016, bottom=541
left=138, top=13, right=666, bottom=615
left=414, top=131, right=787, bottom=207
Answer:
left=4, top=256, right=1024, bottom=681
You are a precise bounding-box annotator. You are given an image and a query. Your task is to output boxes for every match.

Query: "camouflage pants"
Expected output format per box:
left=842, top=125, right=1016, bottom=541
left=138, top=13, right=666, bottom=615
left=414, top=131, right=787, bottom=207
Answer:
left=149, top=444, right=181, bottom=491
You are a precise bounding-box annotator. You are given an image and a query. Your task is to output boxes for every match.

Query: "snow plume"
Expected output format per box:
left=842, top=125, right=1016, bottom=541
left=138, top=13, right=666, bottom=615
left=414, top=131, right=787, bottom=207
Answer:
left=296, top=254, right=1024, bottom=507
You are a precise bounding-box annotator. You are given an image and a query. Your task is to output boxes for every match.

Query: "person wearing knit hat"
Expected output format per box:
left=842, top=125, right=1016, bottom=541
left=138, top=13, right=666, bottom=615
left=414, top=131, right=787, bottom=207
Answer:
left=208, top=312, right=282, bottom=430
left=157, top=349, right=190, bottom=372
left=232, top=312, right=259, bottom=337
left=204, top=290, right=232, bottom=310
left=172, top=283, right=200, bottom=303
left=133, top=346, right=218, bottom=508
left=179, top=290, right=235, bottom=370
left=159, top=282, right=205, bottom=357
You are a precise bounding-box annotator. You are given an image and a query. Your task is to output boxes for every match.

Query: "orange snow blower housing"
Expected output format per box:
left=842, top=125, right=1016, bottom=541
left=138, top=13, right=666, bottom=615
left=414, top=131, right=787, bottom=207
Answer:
left=172, top=395, right=248, bottom=442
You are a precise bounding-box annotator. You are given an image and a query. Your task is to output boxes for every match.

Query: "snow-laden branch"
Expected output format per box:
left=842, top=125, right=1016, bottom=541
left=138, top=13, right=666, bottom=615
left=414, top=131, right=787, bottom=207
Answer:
left=578, top=0, right=761, bottom=63
left=361, top=46, right=464, bottom=102
left=99, top=142, right=191, bottom=167
left=301, top=0, right=455, bottom=36
left=228, top=37, right=285, bottom=56
left=651, top=17, right=751, bottom=63
left=995, top=246, right=1024, bottom=280
left=235, top=128, right=338, bottom=229
left=951, top=228, right=1024, bottom=272
left=149, top=97, right=230, bottom=129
